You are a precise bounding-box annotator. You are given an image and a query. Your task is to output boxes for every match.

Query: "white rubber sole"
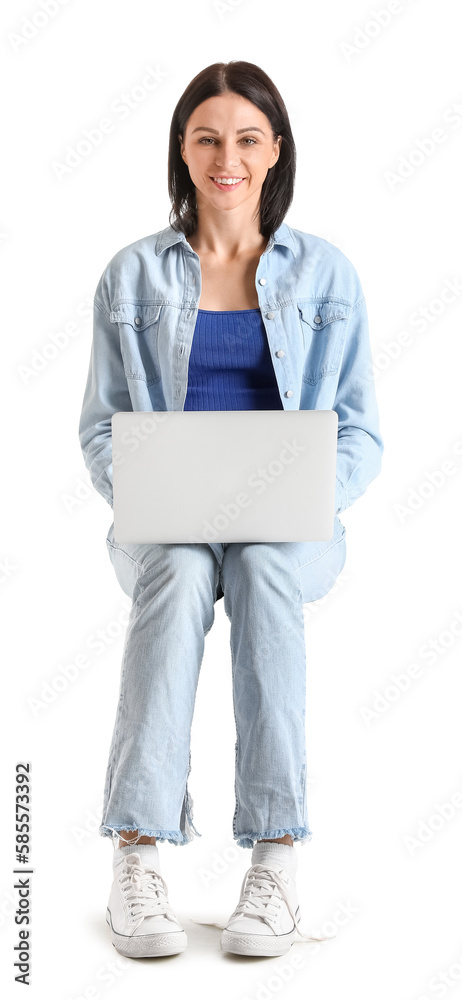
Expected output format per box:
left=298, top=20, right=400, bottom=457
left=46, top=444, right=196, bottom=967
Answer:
left=106, top=909, right=187, bottom=957
left=220, top=925, right=296, bottom=957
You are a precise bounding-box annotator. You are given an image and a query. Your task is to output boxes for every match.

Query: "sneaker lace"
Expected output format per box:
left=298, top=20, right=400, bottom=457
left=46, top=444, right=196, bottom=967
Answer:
left=120, top=860, right=175, bottom=922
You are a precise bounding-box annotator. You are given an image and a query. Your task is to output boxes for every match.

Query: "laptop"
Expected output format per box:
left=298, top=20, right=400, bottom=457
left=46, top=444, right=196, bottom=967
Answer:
left=111, top=409, right=338, bottom=544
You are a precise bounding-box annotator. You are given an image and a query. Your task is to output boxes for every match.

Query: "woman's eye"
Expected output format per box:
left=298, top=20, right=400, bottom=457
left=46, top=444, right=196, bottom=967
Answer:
left=198, top=137, right=256, bottom=145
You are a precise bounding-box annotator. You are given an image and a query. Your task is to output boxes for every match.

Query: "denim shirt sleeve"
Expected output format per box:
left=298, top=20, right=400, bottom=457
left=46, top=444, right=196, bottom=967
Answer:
left=333, top=289, right=384, bottom=515
left=78, top=276, right=132, bottom=508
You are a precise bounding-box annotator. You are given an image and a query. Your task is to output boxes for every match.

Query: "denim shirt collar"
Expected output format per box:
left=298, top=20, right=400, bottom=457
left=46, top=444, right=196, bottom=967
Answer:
left=154, top=221, right=298, bottom=257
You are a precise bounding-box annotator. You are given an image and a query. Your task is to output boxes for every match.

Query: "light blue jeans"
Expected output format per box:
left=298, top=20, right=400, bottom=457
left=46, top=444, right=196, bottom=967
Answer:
left=100, top=517, right=346, bottom=849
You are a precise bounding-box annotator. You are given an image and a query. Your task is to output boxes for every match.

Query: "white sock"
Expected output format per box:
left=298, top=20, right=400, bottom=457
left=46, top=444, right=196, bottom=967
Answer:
left=112, top=841, right=161, bottom=873
left=251, top=840, right=297, bottom=878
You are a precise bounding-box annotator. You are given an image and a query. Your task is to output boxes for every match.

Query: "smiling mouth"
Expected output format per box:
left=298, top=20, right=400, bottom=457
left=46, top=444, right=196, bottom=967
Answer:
left=210, top=177, right=246, bottom=189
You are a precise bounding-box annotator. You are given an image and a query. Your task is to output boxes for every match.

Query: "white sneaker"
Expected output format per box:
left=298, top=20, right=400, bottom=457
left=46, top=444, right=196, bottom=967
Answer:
left=220, top=843, right=330, bottom=958
left=220, top=860, right=301, bottom=956
left=106, top=851, right=187, bottom=957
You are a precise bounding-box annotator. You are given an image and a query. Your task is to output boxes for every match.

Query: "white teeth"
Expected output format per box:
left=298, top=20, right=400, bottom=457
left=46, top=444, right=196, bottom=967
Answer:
left=212, top=177, right=243, bottom=185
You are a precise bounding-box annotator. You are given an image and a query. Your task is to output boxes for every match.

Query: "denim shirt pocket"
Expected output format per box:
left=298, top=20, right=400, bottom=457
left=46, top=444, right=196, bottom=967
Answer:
left=110, top=302, right=162, bottom=384
left=298, top=300, right=350, bottom=385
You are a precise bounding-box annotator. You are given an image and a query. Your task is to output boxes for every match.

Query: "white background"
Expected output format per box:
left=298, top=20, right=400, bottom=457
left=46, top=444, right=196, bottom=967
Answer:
left=1, top=0, right=462, bottom=997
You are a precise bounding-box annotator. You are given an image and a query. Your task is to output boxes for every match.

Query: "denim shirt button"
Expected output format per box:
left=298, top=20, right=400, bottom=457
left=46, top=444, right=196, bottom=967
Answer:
left=134, top=316, right=141, bottom=326
left=266, top=311, right=275, bottom=319
left=276, top=350, right=285, bottom=358
left=259, top=278, right=267, bottom=285
left=314, top=314, right=322, bottom=324
left=285, top=390, right=293, bottom=398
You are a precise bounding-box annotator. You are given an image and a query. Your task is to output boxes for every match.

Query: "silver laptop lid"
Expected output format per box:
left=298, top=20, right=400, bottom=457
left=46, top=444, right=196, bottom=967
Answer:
left=112, top=409, right=338, bottom=544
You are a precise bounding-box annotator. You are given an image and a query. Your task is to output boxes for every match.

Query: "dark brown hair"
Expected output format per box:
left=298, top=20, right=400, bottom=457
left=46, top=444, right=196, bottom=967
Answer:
left=167, top=61, right=296, bottom=241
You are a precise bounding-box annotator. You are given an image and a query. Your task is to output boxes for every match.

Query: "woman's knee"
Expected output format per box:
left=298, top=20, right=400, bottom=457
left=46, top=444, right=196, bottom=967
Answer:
left=134, top=543, right=219, bottom=603
left=107, top=537, right=218, bottom=605
left=299, top=536, right=347, bottom=603
left=224, top=541, right=297, bottom=576
left=221, top=543, right=300, bottom=604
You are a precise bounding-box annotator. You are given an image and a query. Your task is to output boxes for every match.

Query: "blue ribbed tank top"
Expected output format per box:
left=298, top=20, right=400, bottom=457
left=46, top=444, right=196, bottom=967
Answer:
left=183, top=308, right=283, bottom=410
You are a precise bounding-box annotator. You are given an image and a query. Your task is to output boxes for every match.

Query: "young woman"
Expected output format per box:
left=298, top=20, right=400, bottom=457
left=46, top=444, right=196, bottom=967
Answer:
left=79, top=60, right=384, bottom=960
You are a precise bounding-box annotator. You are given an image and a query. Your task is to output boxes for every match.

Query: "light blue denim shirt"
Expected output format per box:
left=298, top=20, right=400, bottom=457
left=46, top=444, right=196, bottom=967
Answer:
left=78, top=221, right=384, bottom=515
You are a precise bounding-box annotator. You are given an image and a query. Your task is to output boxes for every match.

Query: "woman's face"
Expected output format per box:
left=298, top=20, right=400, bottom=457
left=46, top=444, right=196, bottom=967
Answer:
left=179, top=92, right=281, bottom=214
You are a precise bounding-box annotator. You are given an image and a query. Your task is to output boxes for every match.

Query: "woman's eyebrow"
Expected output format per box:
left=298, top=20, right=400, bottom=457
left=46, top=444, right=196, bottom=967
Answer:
left=191, top=126, right=266, bottom=135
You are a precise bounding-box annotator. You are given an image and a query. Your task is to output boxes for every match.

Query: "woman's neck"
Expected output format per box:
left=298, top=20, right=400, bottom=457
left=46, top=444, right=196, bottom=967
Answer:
left=188, top=211, right=267, bottom=261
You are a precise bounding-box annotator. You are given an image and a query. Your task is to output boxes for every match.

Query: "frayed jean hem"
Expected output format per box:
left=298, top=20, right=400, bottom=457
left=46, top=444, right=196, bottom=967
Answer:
left=234, top=826, right=313, bottom=849
left=99, top=822, right=202, bottom=847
